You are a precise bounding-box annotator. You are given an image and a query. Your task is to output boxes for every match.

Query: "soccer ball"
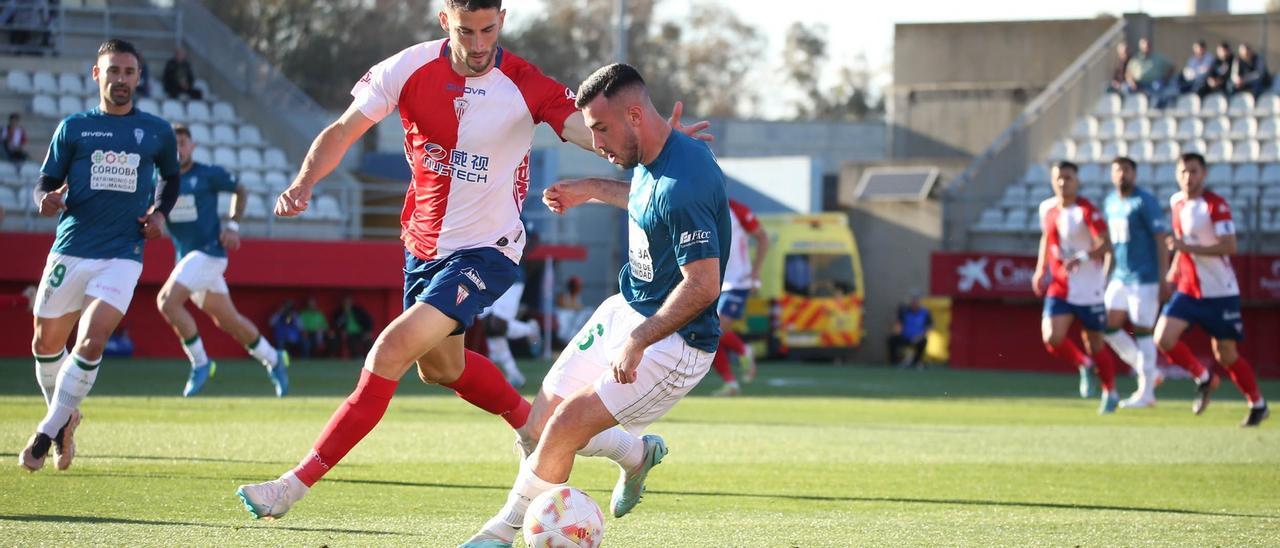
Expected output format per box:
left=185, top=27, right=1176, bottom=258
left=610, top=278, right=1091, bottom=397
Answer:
left=523, top=486, right=605, bottom=548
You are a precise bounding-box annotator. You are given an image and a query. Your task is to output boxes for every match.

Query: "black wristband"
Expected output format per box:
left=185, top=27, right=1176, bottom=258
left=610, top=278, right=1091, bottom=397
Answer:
left=38, top=175, right=61, bottom=192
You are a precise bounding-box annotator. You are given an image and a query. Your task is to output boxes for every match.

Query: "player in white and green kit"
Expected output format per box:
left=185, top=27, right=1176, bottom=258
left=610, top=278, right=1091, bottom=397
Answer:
left=156, top=124, right=288, bottom=397
left=1101, top=156, right=1170, bottom=408
left=21, top=40, right=182, bottom=472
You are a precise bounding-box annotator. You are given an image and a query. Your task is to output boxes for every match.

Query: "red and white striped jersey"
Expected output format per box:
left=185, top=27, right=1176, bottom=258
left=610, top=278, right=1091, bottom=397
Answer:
left=722, top=199, right=761, bottom=290
left=1039, top=196, right=1108, bottom=304
left=1170, top=190, right=1239, bottom=298
left=351, top=39, right=578, bottom=262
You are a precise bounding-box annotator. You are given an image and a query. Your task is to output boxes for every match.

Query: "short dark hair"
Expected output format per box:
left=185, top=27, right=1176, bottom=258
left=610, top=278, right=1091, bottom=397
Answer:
left=1053, top=160, right=1079, bottom=174
left=444, top=0, right=501, bottom=10
left=97, top=38, right=140, bottom=62
left=1195, top=39, right=1206, bottom=48
left=172, top=123, right=191, bottom=139
left=1178, top=152, right=1206, bottom=168
left=1218, top=41, right=1231, bottom=50
left=575, top=63, right=646, bottom=109
left=1111, top=156, right=1136, bottom=170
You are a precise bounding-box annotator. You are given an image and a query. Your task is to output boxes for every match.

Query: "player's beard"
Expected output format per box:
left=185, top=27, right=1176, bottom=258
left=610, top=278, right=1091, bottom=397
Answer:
left=107, top=84, right=132, bottom=106
left=613, top=128, right=642, bottom=170
left=463, top=49, right=495, bottom=75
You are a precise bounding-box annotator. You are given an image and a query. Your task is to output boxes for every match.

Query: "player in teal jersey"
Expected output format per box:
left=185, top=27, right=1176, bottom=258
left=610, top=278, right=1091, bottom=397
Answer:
left=1101, top=157, right=1171, bottom=408
left=463, top=63, right=730, bottom=547
left=21, top=39, right=182, bottom=472
left=155, top=124, right=289, bottom=398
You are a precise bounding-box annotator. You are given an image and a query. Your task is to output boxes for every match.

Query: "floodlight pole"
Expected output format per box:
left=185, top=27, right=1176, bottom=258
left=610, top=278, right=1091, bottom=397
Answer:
left=614, top=0, right=628, bottom=63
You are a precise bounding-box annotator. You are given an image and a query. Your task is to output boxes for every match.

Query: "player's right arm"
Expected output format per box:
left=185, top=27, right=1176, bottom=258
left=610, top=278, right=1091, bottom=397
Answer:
left=1032, top=231, right=1049, bottom=297
left=542, top=177, right=629, bottom=213
left=33, top=119, right=72, bottom=216
left=276, top=104, right=375, bottom=217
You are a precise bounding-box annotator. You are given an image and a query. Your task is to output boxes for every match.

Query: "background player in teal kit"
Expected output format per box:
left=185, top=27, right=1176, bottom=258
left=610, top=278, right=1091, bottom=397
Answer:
left=21, top=39, right=182, bottom=472
left=463, top=63, right=730, bottom=547
left=1101, top=156, right=1170, bottom=408
left=156, top=124, right=288, bottom=398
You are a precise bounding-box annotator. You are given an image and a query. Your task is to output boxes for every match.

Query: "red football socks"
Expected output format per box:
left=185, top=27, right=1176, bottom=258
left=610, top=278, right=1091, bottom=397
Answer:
left=293, top=368, right=398, bottom=487
left=444, top=350, right=530, bottom=429
left=1090, top=346, right=1118, bottom=392
left=1162, top=341, right=1208, bottom=379
left=720, top=330, right=747, bottom=356
left=711, top=348, right=736, bottom=382
left=1045, top=339, right=1089, bottom=368
left=1222, top=355, right=1263, bottom=405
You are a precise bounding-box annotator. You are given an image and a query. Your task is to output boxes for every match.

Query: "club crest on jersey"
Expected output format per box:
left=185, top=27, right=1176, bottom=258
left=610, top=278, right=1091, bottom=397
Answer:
left=456, top=284, right=470, bottom=305
left=134, top=128, right=144, bottom=144
left=453, top=97, right=469, bottom=120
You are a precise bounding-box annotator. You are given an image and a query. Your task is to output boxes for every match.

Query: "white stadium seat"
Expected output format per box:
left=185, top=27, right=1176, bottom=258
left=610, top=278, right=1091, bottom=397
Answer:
left=1150, top=141, right=1179, bottom=163
left=1074, top=140, right=1102, bottom=163
left=316, top=195, right=343, bottom=220
left=1094, top=94, right=1121, bottom=117
left=1100, top=140, right=1127, bottom=160
left=1206, top=140, right=1231, bottom=162
left=1200, top=93, right=1228, bottom=117
left=1175, top=118, right=1203, bottom=140
left=1001, top=185, right=1029, bottom=207
left=6, top=70, right=32, bottom=93
left=245, top=193, right=268, bottom=218
left=57, top=73, right=83, bottom=95
left=161, top=99, right=187, bottom=122
left=237, top=125, right=263, bottom=146
left=211, top=123, right=237, bottom=145
left=1232, top=140, right=1259, bottom=162
left=1172, top=94, right=1200, bottom=117
left=1128, top=141, right=1154, bottom=162
left=1136, top=163, right=1156, bottom=183
left=1048, top=139, right=1074, bottom=162
left=239, top=170, right=266, bottom=192
left=1256, top=93, right=1280, bottom=116
left=0, top=161, right=19, bottom=184
left=1077, top=163, right=1105, bottom=184
left=1154, top=163, right=1177, bottom=184
left=19, top=162, right=40, bottom=180
left=1070, top=117, right=1097, bottom=140
left=57, top=96, right=81, bottom=117
left=264, top=148, right=288, bottom=170
left=137, top=98, right=161, bottom=115
left=1233, top=163, right=1261, bottom=185
left=0, top=186, right=18, bottom=210
left=1227, top=93, right=1255, bottom=117
left=1180, top=138, right=1208, bottom=154
left=238, top=148, right=264, bottom=170
left=264, top=170, right=289, bottom=188
left=211, top=101, right=236, bottom=123
left=83, top=96, right=97, bottom=111
left=1228, top=117, right=1257, bottom=140
left=1122, top=117, right=1149, bottom=140
left=974, top=208, right=1004, bottom=231
left=1261, top=162, right=1280, bottom=184
left=1206, top=163, right=1233, bottom=184
left=1121, top=94, right=1148, bottom=118
left=1149, top=116, right=1176, bottom=140
left=32, top=94, right=57, bottom=117
left=213, top=146, right=239, bottom=170
left=1096, top=118, right=1123, bottom=140
left=1023, top=163, right=1050, bottom=185
left=1005, top=208, right=1030, bottom=232
left=1263, top=186, right=1280, bottom=207
left=1259, top=117, right=1280, bottom=140
left=186, top=101, right=212, bottom=123
left=192, top=147, right=212, bottom=165
left=32, top=71, right=58, bottom=94
left=1260, top=142, right=1280, bottom=162
left=188, top=123, right=213, bottom=145
left=1203, top=117, right=1230, bottom=140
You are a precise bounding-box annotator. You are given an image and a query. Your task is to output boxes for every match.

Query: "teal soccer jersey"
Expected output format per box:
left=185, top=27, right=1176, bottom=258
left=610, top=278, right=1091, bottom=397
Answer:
left=1104, top=186, right=1169, bottom=284
left=621, top=131, right=731, bottom=353
left=166, top=163, right=238, bottom=259
left=40, top=107, right=180, bottom=262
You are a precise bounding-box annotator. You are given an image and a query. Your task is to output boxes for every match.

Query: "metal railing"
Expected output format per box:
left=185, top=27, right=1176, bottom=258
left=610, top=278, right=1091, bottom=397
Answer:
left=942, top=18, right=1127, bottom=251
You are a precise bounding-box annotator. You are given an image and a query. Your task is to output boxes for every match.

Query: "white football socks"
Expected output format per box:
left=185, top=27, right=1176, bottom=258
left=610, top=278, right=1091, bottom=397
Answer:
left=577, top=426, right=644, bottom=471
left=247, top=335, right=278, bottom=368
left=1103, top=330, right=1139, bottom=368
left=33, top=349, right=65, bottom=405
left=182, top=334, right=209, bottom=368
left=37, top=353, right=100, bottom=437
left=487, top=465, right=564, bottom=539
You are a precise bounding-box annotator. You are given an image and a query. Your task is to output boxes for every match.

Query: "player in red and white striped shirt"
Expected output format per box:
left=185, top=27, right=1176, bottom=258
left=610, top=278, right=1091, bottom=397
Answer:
left=1032, top=161, right=1120, bottom=413
left=1155, top=153, right=1268, bottom=427
left=236, top=0, right=713, bottom=519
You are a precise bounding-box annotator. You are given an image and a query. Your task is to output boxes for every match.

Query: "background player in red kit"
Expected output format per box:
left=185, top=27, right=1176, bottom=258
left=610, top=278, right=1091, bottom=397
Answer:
left=709, top=198, right=767, bottom=396
left=1032, top=161, right=1120, bottom=414
left=234, top=0, right=711, bottom=519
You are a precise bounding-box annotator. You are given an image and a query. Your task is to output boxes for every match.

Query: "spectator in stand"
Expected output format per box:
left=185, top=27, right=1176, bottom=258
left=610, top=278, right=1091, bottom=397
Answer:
left=1205, top=41, right=1234, bottom=96
left=163, top=47, right=204, bottom=100
left=269, top=299, right=303, bottom=355
left=332, top=296, right=373, bottom=359
left=1232, top=43, right=1270, bottom=97
left=1126, top=38, right=1176, bottom=104
left=1, top=112, right=27, bottom=163
left=888, top=291, right=933, bottom=370
left=298, top=297, right=329, bottom=358
left=1181, top=40, right=1215, bottom=96
left=1108, top=42, right=1133, bottom=94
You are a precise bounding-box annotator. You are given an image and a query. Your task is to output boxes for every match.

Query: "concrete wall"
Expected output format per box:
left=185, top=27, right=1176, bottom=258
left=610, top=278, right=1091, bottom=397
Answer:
left=891, top=18, right=1117, bottom=159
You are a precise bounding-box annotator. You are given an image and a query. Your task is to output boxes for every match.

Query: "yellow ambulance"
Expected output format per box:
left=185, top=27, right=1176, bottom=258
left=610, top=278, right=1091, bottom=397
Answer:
left=737, top=213, right=865, bottom=359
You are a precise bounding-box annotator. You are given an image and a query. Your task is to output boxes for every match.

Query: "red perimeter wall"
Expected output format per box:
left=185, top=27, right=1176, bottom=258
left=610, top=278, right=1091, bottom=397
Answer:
left=931, top=252, right=1280, bottom=378
left=0, top=232, right=405, bottom=358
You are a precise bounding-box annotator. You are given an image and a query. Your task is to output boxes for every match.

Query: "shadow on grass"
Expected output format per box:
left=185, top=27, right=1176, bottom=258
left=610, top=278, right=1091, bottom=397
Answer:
left=0, top=513, right=415, bottom=536
left=0, top=453, right=297, bottom=466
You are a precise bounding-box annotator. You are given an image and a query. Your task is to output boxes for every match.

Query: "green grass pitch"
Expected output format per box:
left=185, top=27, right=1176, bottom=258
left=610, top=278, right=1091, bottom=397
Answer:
left=1, top=357, right=1277, bottom=546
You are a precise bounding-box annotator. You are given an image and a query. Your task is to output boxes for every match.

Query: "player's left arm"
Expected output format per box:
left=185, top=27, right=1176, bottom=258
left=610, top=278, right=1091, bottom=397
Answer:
left=141, top=128, right=183, bottom=240
left=612, top=257, right=720, bottom=384
left=1169, top=199, right=1237, bottom=256
left=220, top=177, right=246, bottom=252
